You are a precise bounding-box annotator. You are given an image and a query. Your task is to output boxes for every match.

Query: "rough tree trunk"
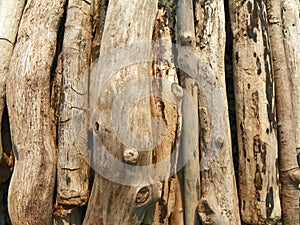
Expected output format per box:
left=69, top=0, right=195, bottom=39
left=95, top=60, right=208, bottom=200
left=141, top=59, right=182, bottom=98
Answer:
left=229, top=0, right=281, bottom=223
left=54, top=1, right=92, bottom=224
left=6, top=1, right=66, bottom=224
left=0, top=0, right=26, bottom=182
left=83, top=1, right=163, bottom=224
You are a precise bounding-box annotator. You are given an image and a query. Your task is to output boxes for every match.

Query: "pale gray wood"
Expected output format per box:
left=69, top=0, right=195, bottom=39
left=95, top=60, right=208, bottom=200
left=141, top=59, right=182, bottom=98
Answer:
left=230, top=0, right=281, bottom=223
left=282, top=0, right=300, bottom=165
left=0, top=0, right=26, bottom=163
left=151, top=1, right=183, bottom=224
left=176, top=1, right=201, bottom=225
left=6, top=1, right=66, bottom=224
left=195, top=1, right=241, bottom=224
left=83, top=0, right=161, bottom=224
left=56, top=0, right=92, bottom=213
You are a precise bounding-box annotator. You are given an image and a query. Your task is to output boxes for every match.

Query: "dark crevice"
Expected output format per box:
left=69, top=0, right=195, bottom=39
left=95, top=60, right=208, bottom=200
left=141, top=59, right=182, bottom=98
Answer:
left=50, top=0, right=68, bottom=88
left=224, top=1, right=241, bottom=223
left=0, top=103, right=12, bottom=225
left=50, top=0, right=68, bottom=215
left=224, top=0, right=238, bottom=179
left=50, top=0, right=68, bottom=147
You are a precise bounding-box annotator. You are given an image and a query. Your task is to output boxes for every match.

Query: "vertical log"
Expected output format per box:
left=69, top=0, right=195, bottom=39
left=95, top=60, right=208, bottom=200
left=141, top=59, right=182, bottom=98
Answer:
left=83, top=1, right=162, bottom=224
left=281, top=0, right=300, bottom=166
left=6, top=1, right=66, bottom=224
left=0, top=0, right=26, bottom=164
left=229, top=0, right=281, bottom=224
left=151, top=1, right=183, bottom=224
left=267, top=0, right=300, bottom=224
left=176, top=1, right=201, bottom=224
left=55, top=1, right=92, bottom=223
left=194, top=1, right=241, bottom=224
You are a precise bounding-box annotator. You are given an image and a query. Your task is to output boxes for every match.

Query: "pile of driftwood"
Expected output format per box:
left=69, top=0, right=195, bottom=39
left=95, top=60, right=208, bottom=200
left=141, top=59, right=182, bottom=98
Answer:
left=0, top=0, right=300, bottom=225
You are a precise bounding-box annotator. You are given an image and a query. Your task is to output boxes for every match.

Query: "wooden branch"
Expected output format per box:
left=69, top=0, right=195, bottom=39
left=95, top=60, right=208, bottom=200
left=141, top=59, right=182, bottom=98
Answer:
left=195, top=1, right=241, bottom=224
left=56, top=0, right=92, bottom=216
left=6, top=1, right=67, bottom=224
left=54, top=1, right=93, bottom=223
left=229, top=0, right=281, bottom=224
left=176, top=1, right=202, bottom=225
left=267, top=0, right=300, bottom=224
left=0, top=0, right=26, bottom=163
left=83, top=0, right=160, bottom=224
left=281, top=0, right=300, bottom=166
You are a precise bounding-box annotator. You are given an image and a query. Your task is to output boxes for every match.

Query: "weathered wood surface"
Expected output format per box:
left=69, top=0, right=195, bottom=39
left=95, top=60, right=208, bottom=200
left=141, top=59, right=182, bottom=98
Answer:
left=83, top=0, right=162, bottom=224
left=195, top=1, right=241, bottom=224
left=281, top=0, right=300, bottom=166
left=151, top=1, right=183, bottom=224
left=230, top=0, right=281, bottom=223
left=0, top=0, right=26, bottom=171
left=176, top=1, right=201, bottom=225
left=6, top=1, right=66, bottom=224
left=267, top=0, right=300, bottom=224
left=55, top=1, right=92, bottom=223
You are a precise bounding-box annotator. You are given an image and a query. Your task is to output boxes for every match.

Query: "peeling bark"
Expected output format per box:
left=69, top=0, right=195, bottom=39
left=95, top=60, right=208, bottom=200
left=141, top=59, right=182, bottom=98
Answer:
left=6, top=1, right=66, bottom=224
left=229, top=1, right=281, bottom=223
left=281, top=0, right=300, bottom=166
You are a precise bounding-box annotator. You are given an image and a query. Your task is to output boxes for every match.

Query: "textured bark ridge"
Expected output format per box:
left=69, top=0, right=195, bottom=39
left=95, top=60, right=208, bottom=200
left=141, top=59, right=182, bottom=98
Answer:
left=229, top=0, right=281, bottom=224
left=6, top=1, right=66, bottom=224
left=54, top=1, right=92, bottom=224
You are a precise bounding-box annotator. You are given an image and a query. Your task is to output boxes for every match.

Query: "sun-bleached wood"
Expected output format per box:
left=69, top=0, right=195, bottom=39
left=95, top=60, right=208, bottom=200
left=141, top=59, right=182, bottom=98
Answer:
left=229, top=0, right=281, bottom=223
left=6, top=1, right=66, bottom=224
left=194, top=1, right=241, bottom=224
left=55, top=1, right=92, bottom=224
left=176, top=1, right=201, bottom=225
left=150, top=1, right=184, bottom=224
left=0, top=0, right=26, bottom=170
left=83, top=1, right=163, bottom=224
